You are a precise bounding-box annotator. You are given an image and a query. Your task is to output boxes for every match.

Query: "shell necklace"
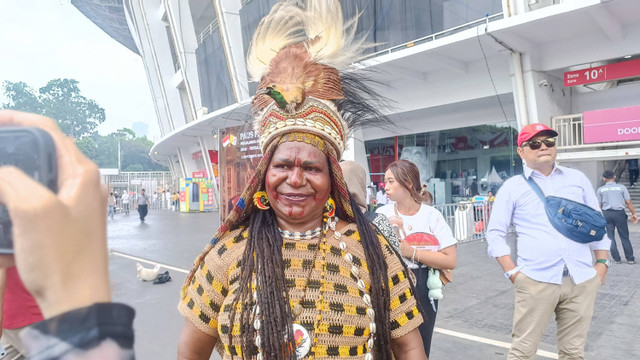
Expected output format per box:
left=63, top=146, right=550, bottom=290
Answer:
left=251, top=217, right=377, bottom=360
left=279, top=226, right=323, bottom=240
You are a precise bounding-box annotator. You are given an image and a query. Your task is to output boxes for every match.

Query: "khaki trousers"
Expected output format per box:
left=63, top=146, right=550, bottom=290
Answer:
left=507, top=273, right=601, bottom=360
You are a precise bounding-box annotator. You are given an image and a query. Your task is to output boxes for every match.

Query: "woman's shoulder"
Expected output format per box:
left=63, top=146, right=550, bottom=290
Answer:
left=418, top=203, right=442, bottom=216
left=204, top=226, right=250, bottom=264
left=375, top=203, right=394, bottom=216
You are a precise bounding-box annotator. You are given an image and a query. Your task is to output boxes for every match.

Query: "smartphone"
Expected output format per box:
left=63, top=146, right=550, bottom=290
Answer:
left=0, top=127, right=58, bottom=253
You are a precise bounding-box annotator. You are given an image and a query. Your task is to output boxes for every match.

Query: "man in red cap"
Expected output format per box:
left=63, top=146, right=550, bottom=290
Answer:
left=486, top=123, right=611, bottom=359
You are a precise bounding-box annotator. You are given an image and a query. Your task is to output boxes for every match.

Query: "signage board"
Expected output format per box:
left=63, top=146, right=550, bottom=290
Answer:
left=219, top=124, right=263, bottom=220
left=583, top=105, right=640, bottom=144
left=564, top=59, right=640, bottom=87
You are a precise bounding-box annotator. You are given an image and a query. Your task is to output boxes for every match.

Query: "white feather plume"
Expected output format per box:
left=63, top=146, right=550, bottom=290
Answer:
left=246, top=1, right=307, bottom=81
left=303, top=0, right=369, bottom=70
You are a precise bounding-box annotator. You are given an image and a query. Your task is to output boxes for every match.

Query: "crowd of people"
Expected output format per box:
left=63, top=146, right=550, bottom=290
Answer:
left=0, top=1, right=635, bottom=359
left=2, top=113, right=630, bottom=360
left=105, top=189, right=182, bottom=223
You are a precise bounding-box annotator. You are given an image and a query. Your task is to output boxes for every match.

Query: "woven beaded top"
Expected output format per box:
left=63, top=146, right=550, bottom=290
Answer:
left=179, top=222, right=422, bottom=359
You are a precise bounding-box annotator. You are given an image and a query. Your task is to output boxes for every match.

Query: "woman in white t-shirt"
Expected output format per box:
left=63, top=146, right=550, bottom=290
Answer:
left=376, top=160, right=457, bottom=357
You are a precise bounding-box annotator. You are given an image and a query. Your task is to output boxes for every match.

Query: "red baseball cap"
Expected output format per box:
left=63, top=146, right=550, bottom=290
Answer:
left=517, top=123, right=558, bottom=147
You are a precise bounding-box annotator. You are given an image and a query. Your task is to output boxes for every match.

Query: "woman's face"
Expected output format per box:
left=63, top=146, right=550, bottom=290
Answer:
left=265, top=142, right=331, bottom=227
left=384, top=169, right=411, bottom=203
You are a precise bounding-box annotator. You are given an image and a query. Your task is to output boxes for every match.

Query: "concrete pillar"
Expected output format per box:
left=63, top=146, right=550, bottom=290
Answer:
left=510, top=52, right=529, bottom=130
left=343, top=129, right=371, bottom=186
left=215, top=0, right=251, bottom=102
left=176, top=148, right=187, bottom=178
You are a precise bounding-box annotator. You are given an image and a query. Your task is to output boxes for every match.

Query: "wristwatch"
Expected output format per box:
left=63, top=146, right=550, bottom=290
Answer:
left=504, top=266, right=522, bottom=279
left=595, top=259, right=611, bottom=268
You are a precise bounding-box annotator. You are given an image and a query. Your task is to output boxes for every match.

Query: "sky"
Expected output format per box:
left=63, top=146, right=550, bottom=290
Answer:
left=0, top=0, right=160, bottom=141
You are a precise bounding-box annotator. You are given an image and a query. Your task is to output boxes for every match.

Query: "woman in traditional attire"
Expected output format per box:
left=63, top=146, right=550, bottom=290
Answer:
left=177, top=1, right=426, bottom=359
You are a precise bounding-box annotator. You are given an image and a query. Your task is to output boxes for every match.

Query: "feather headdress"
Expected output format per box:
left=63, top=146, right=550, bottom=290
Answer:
left=183, top=0, right=393, bottom=303
left=182, top=6, right=401, bottom=359
left=248, top=0, right=388, bottom=157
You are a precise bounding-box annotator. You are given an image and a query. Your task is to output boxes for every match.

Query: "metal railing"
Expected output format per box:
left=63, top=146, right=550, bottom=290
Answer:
left=552, top=114, right=640, bottom=149
left=433, top=200, right=493, bottom=243
left=197, top=18, right=219, bottom=45
left=102, top=171, right=178, bottom=195
left=552, top=114, right=584, bottom=148
left=110, top=195, right=179, bottom=217
left=361, top=13, right=504, bottom=61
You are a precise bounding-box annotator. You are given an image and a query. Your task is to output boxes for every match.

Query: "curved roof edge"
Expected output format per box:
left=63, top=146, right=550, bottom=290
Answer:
left=150, top=100, right=252, bottom=163
left=71, top=0, right=139, bottom=54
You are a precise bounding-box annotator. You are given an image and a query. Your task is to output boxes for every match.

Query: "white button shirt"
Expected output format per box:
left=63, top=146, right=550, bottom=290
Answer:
left=487, top=164, right=611, bottom=285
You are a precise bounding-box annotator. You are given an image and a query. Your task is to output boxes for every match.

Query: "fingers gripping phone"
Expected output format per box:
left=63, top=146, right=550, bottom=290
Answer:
left=0, top=127, right=58, bottom=253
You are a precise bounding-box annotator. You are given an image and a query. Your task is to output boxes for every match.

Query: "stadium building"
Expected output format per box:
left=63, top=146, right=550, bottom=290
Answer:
left=74, top=0, right=640, bottom=207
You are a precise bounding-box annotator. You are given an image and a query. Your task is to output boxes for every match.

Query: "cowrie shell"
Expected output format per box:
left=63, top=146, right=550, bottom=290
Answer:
left=351, top=265, right=359, bottom=277
left=357, top=279, right=366, bottom=291
left=345, top=253, right=353, bottom=263
left=363, top=294, right=372, bottom=307
left=367, top=308, right=375, bottom=321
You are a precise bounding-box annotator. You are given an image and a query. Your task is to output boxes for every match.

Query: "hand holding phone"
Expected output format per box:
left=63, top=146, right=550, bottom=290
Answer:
left=0, top=110, right=111, bottom=318
left=0, top=127, right=58, bottom=253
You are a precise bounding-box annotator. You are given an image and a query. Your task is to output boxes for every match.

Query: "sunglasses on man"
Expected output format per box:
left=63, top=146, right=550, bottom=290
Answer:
left=521, top=137, right=556, bottom=150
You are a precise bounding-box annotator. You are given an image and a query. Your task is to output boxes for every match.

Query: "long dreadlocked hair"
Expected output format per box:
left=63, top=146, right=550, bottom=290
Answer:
left=347, top=195, right=392, bottom=359
left=180, top=1, right=407, bottom=357
left=222, top=138, right=399, bottom=359
left=231, top=207, right=295, bottom=359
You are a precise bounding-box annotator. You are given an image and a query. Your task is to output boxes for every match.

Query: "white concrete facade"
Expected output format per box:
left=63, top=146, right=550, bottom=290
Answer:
left=117, top=0, right=639, bottom=201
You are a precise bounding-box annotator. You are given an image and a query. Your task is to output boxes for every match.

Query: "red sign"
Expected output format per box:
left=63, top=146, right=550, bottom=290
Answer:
left=208, top=150, right=218, bottom=164
left=192, top=171, right=205, bottom=178
left=564, top=59, right=640, bottom=87
left=583, top=106, right=640, bottom=144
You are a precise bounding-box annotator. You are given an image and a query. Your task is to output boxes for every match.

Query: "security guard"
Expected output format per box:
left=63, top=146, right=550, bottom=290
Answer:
left=597, top=169, right=637, bottom=264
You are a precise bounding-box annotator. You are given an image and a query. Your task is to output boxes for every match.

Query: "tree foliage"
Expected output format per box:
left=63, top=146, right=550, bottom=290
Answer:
left=2, top=79, right=105, bottom=139
left=2, top=79, right=166, bottom=171
left=76, top=129, right=166, bottom=171
left=1, top=81, right=43, bottom=114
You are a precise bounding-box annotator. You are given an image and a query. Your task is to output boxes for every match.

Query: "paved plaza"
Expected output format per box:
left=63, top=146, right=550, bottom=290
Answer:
left=107, top=209, right=640, bottom=359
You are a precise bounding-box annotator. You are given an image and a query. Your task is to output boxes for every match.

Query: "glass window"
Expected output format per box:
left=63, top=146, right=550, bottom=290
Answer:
left=365, top=122, right=520, bottom=204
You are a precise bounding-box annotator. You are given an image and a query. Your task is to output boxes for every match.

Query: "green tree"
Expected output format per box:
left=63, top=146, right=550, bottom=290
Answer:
left=2, top=79, right=105, bottom=139
left=2, top=79, right=166, bottom=171
left=76, top=136, right=98, bottom=160
left=92, top=134, right=118, bottom=168
left=1, top=81, right=43, bottom=113
left=39, top=79, right=105, bottom=139
left=115, top=127, right=136, bottom=140
left=120, top=135, right=167, bottom=171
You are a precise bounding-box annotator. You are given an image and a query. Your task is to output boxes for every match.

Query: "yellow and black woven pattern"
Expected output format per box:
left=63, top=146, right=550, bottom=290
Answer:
left=178, top=223, right=422, bottom=359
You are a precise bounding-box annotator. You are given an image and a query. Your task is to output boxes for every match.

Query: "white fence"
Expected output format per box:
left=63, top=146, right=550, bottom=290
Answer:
left=434, top=200, right=493, bottom=243
left=552, top=114, right=585, bottom=148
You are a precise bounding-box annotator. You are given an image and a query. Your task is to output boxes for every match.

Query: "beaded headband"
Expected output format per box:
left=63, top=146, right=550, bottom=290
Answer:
left=257, top=97, right=347, bottom=158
